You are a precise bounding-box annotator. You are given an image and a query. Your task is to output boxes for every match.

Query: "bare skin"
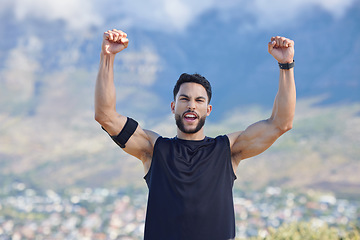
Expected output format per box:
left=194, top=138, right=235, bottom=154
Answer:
left=95, top=29, right=296, bottom=175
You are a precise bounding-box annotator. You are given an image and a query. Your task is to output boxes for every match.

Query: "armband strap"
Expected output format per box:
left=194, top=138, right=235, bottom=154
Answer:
left=278, top=60, right=295, bottom=70
left=102, top=117, right=138, bottom=148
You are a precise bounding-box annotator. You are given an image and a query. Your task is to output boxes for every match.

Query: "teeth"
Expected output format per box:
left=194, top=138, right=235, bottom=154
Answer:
left=185, top=113, right=196, bottom=118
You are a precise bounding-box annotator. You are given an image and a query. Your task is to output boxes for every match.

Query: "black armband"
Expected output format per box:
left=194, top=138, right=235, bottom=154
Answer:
left=278, top=60, right=295, bottom=70
left=102, top=117, right=138, bottom=148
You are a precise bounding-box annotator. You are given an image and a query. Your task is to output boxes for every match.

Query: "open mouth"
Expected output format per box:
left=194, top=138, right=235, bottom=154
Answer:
left=183, top=111, right=198, bottom=121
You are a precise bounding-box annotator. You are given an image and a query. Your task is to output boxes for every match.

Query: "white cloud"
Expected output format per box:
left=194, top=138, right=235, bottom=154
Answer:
left=120, top=47, right=163, bottom=86
left=248, top=0, right=356, bottom=28
left=95, top=0, right=356, bottom=32
left=0, top=36, right=43, bottom=103
left=3, top=0, right=355, bottom=33
left=311, top=0, right=356, bottom=18
left=9, top=0, right=103, bottom=31
left=96, top=0, right=215, bottom=32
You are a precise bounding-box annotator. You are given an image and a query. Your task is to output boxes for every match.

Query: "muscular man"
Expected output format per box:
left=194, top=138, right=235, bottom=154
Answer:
left=95, top=29, right=296, bottom=240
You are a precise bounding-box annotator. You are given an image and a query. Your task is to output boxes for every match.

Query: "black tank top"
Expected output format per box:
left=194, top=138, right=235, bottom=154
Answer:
left=144, top=135, right=237, bottom=240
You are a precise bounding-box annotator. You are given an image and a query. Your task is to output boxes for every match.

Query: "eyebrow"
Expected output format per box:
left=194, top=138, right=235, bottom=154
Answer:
left=179, top=94, right=190, bottom=99
left=196, top=96, right=206, bottom=101
left=179, top=94, right=206, bottom=100
left=179, top=94, right=206, bottom=101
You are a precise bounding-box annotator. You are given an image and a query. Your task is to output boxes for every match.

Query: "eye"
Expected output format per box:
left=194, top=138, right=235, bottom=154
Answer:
left=179, top=97, right=188, bottom=101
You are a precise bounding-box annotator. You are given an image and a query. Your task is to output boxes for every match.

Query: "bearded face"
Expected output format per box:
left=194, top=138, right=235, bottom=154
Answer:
left=171, top=82, right=212, bottom=138
left=175, top=111, right=207, bottom=134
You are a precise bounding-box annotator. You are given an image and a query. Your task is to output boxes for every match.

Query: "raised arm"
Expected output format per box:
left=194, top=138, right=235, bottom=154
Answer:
left=228, top=36, right=296, bottom=169
left=94, top=29, right=159, bottom=169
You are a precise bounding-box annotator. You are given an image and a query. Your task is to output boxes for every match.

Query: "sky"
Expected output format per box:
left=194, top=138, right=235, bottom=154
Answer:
left=1, top=0, right=357, bottom=97
left=3, top=0, right=356, bottom=33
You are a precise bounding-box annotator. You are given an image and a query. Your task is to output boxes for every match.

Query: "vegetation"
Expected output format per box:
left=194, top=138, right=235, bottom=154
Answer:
left=241, top=222, right=360, bottom=240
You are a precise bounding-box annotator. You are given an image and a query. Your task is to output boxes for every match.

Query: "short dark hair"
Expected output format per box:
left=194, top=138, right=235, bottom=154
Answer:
left=173, top=73, right=212, bottom=103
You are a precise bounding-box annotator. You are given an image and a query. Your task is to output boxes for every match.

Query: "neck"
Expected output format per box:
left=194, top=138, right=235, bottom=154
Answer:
left=176, top=129, right=206, bottom=141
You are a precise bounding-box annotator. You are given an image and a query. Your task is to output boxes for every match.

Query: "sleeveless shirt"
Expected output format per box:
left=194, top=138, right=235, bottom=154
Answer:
left=143, top=135, right=237, bottom=240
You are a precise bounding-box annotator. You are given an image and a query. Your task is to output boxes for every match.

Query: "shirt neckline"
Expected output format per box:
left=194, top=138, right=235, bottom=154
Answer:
left=174, top=136, right=210, bottom=144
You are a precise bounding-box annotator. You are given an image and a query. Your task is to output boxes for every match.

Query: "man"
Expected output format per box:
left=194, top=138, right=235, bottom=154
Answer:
left=95, top=29, right=295, bottom=240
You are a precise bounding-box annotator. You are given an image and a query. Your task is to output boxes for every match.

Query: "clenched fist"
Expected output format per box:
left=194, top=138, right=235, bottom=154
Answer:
left=102, top=29, right=129, bottom=55
left=268, top=36, right=294, bottom=64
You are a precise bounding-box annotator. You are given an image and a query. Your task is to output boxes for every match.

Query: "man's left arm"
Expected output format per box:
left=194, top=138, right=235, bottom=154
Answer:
left=228, top=36, right=296, bottom=168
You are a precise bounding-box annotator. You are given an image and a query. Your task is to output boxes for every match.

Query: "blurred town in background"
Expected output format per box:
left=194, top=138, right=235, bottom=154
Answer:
left=1, top=181, right=359, bottom=240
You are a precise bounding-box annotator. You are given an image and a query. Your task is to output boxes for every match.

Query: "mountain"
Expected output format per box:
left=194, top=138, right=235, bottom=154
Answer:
left=0, top=0, right=359, bottom=198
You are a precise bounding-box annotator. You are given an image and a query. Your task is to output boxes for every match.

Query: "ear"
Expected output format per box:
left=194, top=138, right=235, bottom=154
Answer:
left=171, top=101, right=175, bottom=114
left=207, top=104, right=212, bottom=116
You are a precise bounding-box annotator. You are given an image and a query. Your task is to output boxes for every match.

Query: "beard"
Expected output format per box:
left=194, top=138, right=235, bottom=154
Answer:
left=175, top=113, right=206, bottom=134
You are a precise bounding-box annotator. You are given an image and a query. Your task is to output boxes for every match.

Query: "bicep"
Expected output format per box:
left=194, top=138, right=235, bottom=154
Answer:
left=123, top=127, right=159, bottom=162
left=101, top=113, right=159, bottom=162
left=229, top=119, right=283, bottom=162
left=100, top=112, right=128, bottom=136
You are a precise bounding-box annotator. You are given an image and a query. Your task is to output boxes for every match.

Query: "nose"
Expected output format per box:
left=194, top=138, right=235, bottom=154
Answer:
left=188, top=100, right=196, bottom=110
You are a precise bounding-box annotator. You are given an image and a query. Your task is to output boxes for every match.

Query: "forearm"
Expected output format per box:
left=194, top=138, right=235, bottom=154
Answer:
left=94, top=53, right=118, bottom=123
left=270, top=68, right=296, bottom=131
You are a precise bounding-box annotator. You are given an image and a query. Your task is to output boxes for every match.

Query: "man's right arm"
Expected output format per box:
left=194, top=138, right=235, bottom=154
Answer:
left=94, top=29, right=159, bottom=166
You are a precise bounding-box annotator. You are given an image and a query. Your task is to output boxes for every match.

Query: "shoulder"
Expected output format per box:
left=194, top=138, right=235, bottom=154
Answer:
left=214, top=135, right=231, bottom=147
left=152, top=135, right=174, bottom=148
left=226, top=131, right=243, bottom=148
left=143, top=129, right=161, bottom=147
